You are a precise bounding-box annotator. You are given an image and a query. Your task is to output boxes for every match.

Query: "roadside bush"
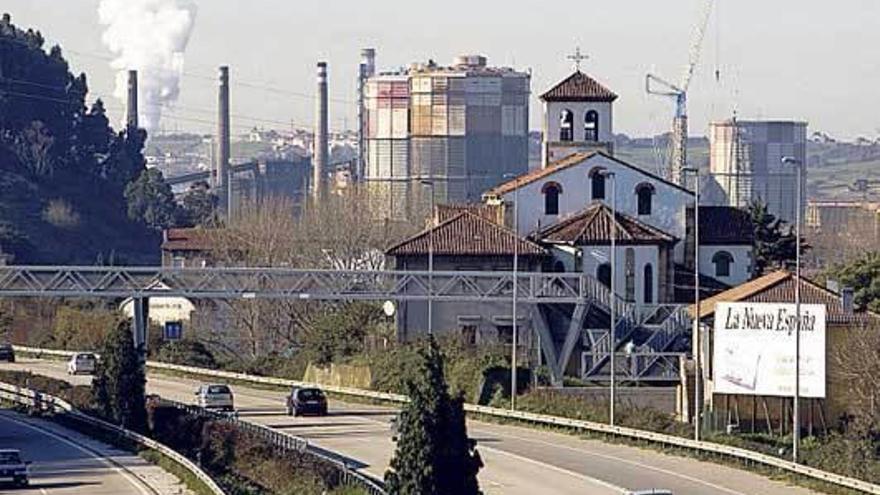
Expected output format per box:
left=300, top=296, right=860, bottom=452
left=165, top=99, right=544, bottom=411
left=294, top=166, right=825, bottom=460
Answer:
left=0, top=369, right=94, bottom=411
left=155, top=340, right=218, bottom=369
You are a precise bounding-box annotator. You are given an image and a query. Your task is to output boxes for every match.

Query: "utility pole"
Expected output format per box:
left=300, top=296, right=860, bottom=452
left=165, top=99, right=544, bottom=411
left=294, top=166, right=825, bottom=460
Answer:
left=684, top=167, right=702, bottom=441
left=783, top=156, right=803, bottom=463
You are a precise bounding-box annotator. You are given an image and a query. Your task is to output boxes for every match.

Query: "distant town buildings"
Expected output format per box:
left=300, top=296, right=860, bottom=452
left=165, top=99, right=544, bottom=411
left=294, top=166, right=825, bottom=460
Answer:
left=708, top=119, right=808, bottom=224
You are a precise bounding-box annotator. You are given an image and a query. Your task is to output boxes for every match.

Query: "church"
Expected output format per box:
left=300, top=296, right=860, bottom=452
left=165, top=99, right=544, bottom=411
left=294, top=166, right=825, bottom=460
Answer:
left=385, top=61, right=755, bottom=384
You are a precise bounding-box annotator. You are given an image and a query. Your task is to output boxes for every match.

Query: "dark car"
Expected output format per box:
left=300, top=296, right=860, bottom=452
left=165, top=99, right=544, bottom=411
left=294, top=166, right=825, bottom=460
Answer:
left=286, top=387, right=327, bottom=417
left=0, top=344, right=14, bottom=363
left=0, top=449, right=30, bottom=487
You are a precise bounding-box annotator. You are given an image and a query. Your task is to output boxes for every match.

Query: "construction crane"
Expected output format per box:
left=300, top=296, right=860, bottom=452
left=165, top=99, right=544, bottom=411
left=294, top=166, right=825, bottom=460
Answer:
left=646, top=0, right=715, bottom=186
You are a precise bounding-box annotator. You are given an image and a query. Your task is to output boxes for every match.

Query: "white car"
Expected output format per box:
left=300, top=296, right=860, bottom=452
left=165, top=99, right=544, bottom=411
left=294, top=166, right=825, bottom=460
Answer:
left=67, top=353, right=97, bottom=375
left=195, top=384, right=234, bottom=412
left=0, top=449, right=30, bottom=487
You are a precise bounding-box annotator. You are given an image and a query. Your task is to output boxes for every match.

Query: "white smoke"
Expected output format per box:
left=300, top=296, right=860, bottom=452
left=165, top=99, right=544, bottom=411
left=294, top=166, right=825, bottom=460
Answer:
left=99, top=0, right=197, bottom=133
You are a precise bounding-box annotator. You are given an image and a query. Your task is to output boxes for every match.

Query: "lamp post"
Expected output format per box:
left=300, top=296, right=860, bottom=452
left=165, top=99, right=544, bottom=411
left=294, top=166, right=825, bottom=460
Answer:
left=599, top=170, right=617, bottom=425
left=503, top=173, right=520, bottom=411
left=420, top=180, right=435, bottom=336
left=782, top=156, right=803, bottom=463
left=683, top=166, right=701, bottom=441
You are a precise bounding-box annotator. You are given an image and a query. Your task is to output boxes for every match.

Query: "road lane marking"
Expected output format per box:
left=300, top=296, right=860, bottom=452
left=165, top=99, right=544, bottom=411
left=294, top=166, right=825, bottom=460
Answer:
left=469, top=426, right=749, bottom=495
left=478, top=444, right=628, bottom=494
left=0, top=412, right=155, bottom=495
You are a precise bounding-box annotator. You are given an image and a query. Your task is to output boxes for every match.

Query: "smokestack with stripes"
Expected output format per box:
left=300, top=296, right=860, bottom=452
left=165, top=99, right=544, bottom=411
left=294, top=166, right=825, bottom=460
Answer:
left=126, top=69, right=138, bottom=130
left=357, top=48, right=376, bottom=182
left=313, top=61, right=329, bottom=198
left=217, top=66, right=231, bottom=215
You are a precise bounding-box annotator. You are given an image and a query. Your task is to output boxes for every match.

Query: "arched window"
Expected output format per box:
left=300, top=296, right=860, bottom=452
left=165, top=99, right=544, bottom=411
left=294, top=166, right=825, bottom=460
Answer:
left=712, top=251, right=735, bottom=278
left=636, top=183, right=655, bottom=216
left=585, top=110, right=599, bottom=142
left=643, top=264, right=654, bottom=304
left=542, top=182, right=562, bottom=215
left=559, top=109, right=574, bottom=142
left=625, top=248, right=636, bottom=302
left=597, top=263, right=611, bottom=288
left=589, top=168, right=606, bottom=200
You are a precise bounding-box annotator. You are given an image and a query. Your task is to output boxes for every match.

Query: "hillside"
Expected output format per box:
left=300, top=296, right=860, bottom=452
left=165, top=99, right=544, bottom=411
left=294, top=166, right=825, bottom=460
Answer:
left=0, top=14, right=159, bottom=265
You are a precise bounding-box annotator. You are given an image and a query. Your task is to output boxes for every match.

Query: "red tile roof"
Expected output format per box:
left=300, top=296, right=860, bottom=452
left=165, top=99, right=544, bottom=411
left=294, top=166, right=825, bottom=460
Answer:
left=698, top=206, right=754, bottom=245
left=539, top=202, right=677, bottom=245
left=436, top=204, right=504, bottom=224
left=162, top=228, right=214, bottom=252
left=386, top=211, right=546, bottom=257
left=691, top=270, right=880, bottom=324
left=540, top=71, right=618, bottom=102
left=483, top=150, right=694, bottom=198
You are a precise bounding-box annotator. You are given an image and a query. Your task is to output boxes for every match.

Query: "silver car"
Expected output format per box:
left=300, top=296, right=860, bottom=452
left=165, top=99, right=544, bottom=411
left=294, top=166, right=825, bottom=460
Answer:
left=195, top=384, right=234, bottom=411
left=67, top=353, right=97, bottom=375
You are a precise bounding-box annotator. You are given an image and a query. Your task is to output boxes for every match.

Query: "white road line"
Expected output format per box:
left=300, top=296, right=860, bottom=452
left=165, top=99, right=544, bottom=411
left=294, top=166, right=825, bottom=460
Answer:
left=0, top=413, right=154, bottom=495
left=478, top=444, right=628, bottom=494
left=470, top=426, right=749, bottom=495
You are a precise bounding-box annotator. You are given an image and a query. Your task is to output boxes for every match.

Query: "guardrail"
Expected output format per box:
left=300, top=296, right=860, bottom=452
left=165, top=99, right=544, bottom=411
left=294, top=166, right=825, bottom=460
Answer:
left=0, top=381, right=226, bottom=495
left=163, top=399, right=386, bottom=495
left=13, top=345, right=880, bottom=494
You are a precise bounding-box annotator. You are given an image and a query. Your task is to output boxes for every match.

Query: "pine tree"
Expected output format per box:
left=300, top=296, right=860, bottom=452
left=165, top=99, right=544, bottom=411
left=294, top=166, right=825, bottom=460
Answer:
left=748, top=200, right=806, bottom=274
left=93, top=319, right=147, bottom=432
left=385, top=336, right=483, bottom=495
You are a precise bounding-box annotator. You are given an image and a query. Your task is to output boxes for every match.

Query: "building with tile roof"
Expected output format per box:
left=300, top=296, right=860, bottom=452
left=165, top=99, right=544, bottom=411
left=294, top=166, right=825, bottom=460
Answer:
left=540, top=70, right=618, bottom=166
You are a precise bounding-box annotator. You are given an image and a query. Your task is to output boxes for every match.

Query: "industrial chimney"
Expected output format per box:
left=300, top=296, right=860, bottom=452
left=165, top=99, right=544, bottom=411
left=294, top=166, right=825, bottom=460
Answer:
left=313, top=61, right=329, bottom=198
left=356, top=48, right=376, bottom=182
left=126, top=70, right=139, bottom=130
left=217, top=66, right=231, bottom=214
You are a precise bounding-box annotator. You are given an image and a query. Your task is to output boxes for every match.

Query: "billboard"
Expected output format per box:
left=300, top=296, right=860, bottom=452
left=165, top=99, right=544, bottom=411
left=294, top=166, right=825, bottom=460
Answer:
left=712, top=302, right=826, bottom=398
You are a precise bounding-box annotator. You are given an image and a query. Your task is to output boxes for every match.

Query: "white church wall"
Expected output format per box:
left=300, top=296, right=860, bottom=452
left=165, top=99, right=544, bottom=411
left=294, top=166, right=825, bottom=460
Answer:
left=699, top=245, right=753, bottom=286
left=581, top=244, right=660, bottom=306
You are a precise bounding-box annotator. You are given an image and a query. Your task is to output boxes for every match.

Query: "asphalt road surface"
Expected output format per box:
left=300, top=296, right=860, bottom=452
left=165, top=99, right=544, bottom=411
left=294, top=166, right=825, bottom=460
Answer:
left=0, top=409, right=164, bottom=495
left=5, top=358, right=821, bottom=495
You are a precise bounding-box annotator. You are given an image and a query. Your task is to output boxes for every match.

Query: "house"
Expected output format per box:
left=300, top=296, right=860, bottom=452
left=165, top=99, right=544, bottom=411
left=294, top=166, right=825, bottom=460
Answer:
left=161, top=228, right=214, bottom=268
left=386, top=210, right=547, bottom=346
left=690, top=270, right=880, bottom=430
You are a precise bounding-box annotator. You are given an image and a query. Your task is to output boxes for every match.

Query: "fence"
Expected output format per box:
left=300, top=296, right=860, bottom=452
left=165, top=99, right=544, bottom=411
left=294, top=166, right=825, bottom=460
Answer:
left=162, top=399, right=386, bottom=495
left=0, top=381, right=226, bottom=495
left=14, top=345, right=880, bottom=495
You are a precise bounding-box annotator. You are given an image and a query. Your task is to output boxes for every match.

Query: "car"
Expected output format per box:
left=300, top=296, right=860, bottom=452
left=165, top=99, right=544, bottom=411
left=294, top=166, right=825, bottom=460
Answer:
left=0, top=344, right=15, bottom=363
left=0, top=449, right=30, bottom=487
left=196, top=384, right=234, bottom=412
left=67, top=353, right=97, bottom=375
left=286, top=387, right=327, bottom=417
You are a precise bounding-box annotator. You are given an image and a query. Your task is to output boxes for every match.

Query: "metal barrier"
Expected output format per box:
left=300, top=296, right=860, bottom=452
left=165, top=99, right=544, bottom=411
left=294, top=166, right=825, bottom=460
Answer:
left=0, top=381, right=226, bottom=495
left=163, top=399, right=386, bottom=495
left=13, top=345, right=880, bottom=494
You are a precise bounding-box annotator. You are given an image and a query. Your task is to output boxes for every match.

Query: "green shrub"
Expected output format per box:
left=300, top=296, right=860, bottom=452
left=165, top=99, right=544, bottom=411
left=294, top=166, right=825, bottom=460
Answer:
left=156, top=340, right=218, bottom=369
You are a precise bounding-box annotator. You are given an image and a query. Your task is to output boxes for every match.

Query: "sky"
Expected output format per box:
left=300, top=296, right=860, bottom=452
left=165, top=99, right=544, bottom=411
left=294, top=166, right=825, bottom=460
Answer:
left=4, top=0, right=880, bottom=140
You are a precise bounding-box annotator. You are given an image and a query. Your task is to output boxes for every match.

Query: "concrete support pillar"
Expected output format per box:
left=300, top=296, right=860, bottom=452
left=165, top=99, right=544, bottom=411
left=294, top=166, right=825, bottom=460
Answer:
left=132, top=297, right=149, bottom=365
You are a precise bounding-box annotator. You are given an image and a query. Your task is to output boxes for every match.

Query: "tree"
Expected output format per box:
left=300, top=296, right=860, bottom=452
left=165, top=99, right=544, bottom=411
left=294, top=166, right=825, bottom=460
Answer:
left=826, top=252, right=880, bottom=312
left=385, top=336, right=482, bottom=495
left=180, top=181, right=218, bottom=227
left=300, top=303, right=383, bottom=366
left=52, top=304, right=118, bottom=351
left=93, top=319, right=147, bottom=432
left=124, top=168, right=180, bottom=230
left=748, top=200, right=805, bottom=274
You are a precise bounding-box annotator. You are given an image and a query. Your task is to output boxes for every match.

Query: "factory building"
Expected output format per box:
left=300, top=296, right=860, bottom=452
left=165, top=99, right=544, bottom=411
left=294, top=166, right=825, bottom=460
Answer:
left=364, top=55, right=530, bottom=217
left=708, top=119, right=808, bottom=225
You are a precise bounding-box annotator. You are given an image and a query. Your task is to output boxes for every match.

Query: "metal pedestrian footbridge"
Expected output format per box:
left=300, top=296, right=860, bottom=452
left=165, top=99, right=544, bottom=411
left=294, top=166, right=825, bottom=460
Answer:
left=0, top=265, right=593, bottom=303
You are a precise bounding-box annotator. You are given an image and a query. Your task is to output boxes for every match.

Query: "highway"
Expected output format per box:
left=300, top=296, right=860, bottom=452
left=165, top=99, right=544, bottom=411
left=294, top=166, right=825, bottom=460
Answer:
left=0, top=409, right=191, bottom=495
left=4, top=358, right=820, bottom=495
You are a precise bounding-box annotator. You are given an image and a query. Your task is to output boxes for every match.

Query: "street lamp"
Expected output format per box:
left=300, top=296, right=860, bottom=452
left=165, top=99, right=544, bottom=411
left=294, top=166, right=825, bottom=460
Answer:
left=782, top=155, right=803, bottom=463
left=598, top=170, right=617, bottom=426
left=420, top=180, right=435, bottom=336
left=683, top=166, right=702, bottom=442
left=503, top=173, right=520, bottom=411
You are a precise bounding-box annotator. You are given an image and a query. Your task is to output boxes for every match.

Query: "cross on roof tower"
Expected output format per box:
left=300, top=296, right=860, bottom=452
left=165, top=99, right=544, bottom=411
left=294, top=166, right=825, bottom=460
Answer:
left=567, top=47, right=589, bottom=72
